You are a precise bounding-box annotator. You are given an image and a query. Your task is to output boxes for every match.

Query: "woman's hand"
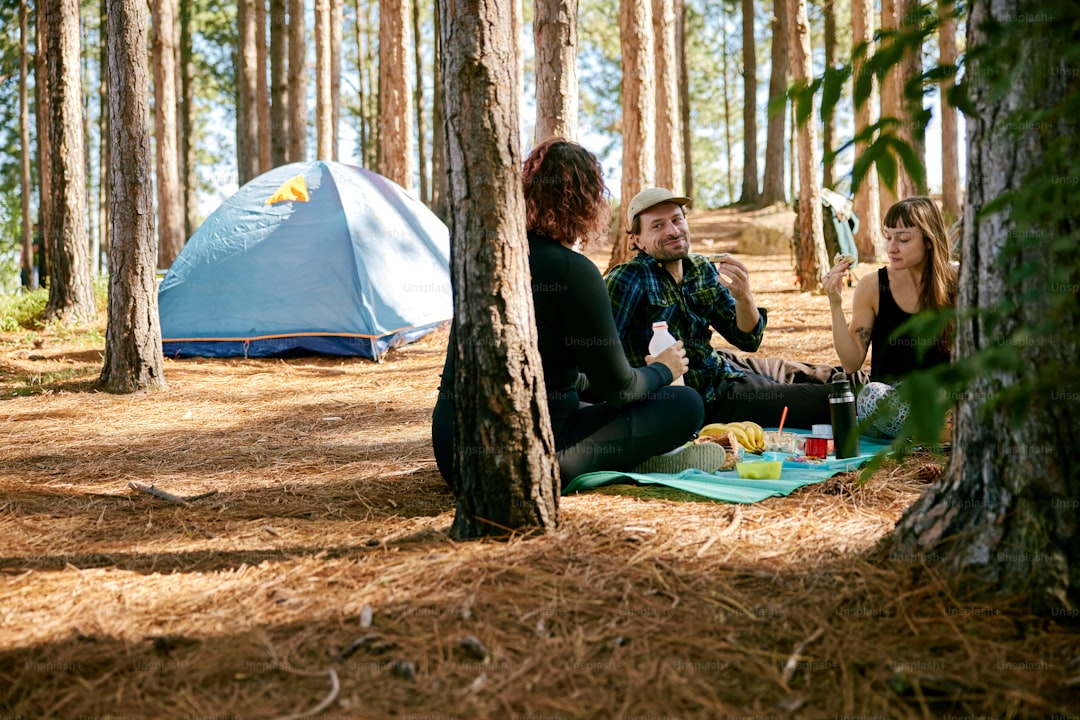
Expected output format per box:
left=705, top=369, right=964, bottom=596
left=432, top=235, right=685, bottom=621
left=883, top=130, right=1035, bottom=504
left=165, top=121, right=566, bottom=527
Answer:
left=645, top=340, right=689, bottom=383
left=823, top=258, right=854, bottom=304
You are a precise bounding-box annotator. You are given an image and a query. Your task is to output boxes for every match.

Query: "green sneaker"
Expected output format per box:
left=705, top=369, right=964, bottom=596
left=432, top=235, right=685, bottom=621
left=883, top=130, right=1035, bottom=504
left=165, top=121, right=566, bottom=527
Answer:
left=631, top=443, right=727, bottom=475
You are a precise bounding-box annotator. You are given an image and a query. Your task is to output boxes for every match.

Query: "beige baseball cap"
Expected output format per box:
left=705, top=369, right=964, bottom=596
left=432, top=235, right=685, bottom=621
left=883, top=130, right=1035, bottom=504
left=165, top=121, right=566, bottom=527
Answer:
left=626, top=187, right=693, bottom=226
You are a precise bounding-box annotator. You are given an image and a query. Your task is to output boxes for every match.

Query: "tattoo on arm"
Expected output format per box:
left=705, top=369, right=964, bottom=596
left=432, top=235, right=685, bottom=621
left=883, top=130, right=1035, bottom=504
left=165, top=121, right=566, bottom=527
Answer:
left=854, top=327, right=871, bottom=350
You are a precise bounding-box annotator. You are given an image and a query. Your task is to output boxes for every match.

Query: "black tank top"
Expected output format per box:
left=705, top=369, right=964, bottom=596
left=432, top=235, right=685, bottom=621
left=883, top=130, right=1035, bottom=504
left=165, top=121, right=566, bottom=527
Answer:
left=870, top=267, right=949, bottom=383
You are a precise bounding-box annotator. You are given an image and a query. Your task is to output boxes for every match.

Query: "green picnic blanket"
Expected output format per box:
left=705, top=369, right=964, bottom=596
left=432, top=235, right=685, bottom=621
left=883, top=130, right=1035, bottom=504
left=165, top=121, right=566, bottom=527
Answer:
left=562, top=431, right=892, bottom=504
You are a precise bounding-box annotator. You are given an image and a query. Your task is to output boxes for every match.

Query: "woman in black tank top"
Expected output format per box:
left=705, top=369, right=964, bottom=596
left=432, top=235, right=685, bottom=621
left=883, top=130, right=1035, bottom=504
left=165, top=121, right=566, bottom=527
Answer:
left=822, top=197, right=957, bottom=437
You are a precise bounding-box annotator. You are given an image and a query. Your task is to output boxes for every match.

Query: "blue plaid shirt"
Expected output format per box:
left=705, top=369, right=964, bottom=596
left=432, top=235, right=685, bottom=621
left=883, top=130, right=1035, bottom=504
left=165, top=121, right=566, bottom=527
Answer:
left=605, top=252, right=767, bottom=403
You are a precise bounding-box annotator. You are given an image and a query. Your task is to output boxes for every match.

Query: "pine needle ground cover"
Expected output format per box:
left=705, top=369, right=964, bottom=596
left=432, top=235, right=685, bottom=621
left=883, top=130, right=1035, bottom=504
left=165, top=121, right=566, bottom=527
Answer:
left=2, top=210, right=1077, bottom=718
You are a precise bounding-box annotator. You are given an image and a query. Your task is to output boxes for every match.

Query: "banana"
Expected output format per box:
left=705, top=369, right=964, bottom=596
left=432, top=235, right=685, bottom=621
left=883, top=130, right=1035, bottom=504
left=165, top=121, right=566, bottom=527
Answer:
left=698, top=423, right=731, bottom=438
left=727, top=426, right=754, bottom=452
left=742, top=421, right=765, bottom=451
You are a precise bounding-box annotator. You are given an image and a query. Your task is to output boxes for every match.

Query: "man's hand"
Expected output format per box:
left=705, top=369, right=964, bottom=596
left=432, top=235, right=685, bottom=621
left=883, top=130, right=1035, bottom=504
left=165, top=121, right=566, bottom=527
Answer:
left=714, top=255, right=753, bottom=301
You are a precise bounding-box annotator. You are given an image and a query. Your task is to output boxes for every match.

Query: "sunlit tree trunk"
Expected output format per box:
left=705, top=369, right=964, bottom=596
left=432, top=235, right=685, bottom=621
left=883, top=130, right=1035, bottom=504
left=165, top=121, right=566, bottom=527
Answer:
left=737, top=0, right=758, bottom=204
left=653, top=0, right=680, bottom=192
left=20, top=0, right=35, bottom=290
left=36, top=7, right=52, bottom=288
left=331, top=0, right=342, bottom=160
left=789, top=0, right=825, bottom=292
left=237, top=0, right=260, bottom=183
left=533, top=0, right=579, bottom=142
left=761, top=0, right=788, bottom=206
left=939, top=1, right=960, bottom=224
left=256, top=0, right=271, bottom=171
left=890, top=0, right=1079, bottom=612
left=270, top=0, right=288, bottom=167
left=101, top=0, right=166, bottom=393
left=152, top=0, right=184, bottom=268
left=42, top=0, right=95, bottom=324
left=179, top=0, right=197, bottom=236
left=315, top=0, right=332, bottom=159
left=851, top=0, right=882, bottom=259
left=431, top=0, right=448, bottom=217
left=677, top=0, right=692, bottom=199
left=607, top=0, right=654, bottom=271
left=439, top=0, right=560, bottom=539
left=894, top=0, right=924, bottom=198
left=413, top=0, right=428, bottom=202
left=821, top=0, right=836, bottom=188
left=721, top=24, right=733, bottom=203
left=287, top=0, right=306, bottom=162
left=380, top=0, right=414, bottom=189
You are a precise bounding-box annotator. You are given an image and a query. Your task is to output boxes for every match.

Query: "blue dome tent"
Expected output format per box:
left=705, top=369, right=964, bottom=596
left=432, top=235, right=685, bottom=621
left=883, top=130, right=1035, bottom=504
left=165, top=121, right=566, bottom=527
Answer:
left=159, top=161, right=451, bottom=360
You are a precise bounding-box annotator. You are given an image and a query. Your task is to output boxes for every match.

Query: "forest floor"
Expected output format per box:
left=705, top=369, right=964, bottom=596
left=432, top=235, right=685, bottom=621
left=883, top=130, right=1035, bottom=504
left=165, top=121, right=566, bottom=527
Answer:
left=1, top=207, right=1078, bottom=719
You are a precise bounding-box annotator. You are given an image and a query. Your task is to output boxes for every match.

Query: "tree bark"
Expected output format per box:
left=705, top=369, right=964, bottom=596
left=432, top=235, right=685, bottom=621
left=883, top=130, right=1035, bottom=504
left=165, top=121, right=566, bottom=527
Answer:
left=97, top=0, right=109, bottom=272
left=851, top=0, right=883, bottom=260
left=36, top=9, right=52, bottom=289
left=380, top=0, right=414, bottom=189
left=42, top=0, right=95, bottom=324
left=788, top=0, right=825, bottom=292
left=354, top=0, right=369, bottom=166
left=737, top=0, right=758, bottom=204
left=938, top=2, right=960, bottom=224
left=270, top=0, right=289, bottom=167
left=894, top=0, right=924, bottom=198
left=331, top=0, right=343, bottom=160
left=652, top=0, right=681, bottom=192
left=877, top=0, right=898, bottom=211
left=721, top=24, right=733, bottom=203
left=287, top=0, right=306, bottom=162
left=889, top=0, right=1079, bottom=612
left=438, top=0, right=560, bottom=539
left=100, top=0, right=167, bottom=394
left=180, top=0, right=197, bottom=237
left=760, top=0, right=787, bottom=206
left=152, top=0, right=184, bottom=268
left=237, top=0, right=260, bottom=183
left=821, top=0, right=836, bottom=189
left=413, top=0, right=429, bottom=202
left=314, top=0, right=332, bottom=159
left=677, top=0, right=692, bottom=199
left=607, top=0, right=655, bottom=272
left=431, top=0, right=448, bottom=218
left=19, top=0, right=35, bottom=290
left=533, top=0, right=579, bottom=142
left=256, top=0, right=271, bottom=171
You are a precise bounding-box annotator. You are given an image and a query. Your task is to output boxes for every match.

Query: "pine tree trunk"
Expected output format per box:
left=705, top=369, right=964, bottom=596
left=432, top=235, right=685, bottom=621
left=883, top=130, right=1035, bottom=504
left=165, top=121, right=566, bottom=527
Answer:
left=237, top=0, right=260, bottom=183
left=788, top=0, right=825, bottom=292
left=287, top=0, right=306, bottom=163
left=270, top=0, right=288, bottom=167
left=152, top=0, right=184, bottom=268
left=738, top=0, right=758, bottom=204
left=431, top=0, right=448, bottom=218
left=180, top=0, right=197, bottom=237
left=676, top=0, right=692, bottom=199
left=938, top=3, right=960, bottom=224
left=19, top=0, right=35, bottom=290
left=380, top=0, right=414, bottom=189
left=42, top=0, right=95, bottom=324
left=760, top=0, right=788, bottom=206
left=100, top=0, right=166, bottom=394
left=99, top=0, right=112, bottom=261
left=894, top=0, right=924, bottom=198
left=889, top=0, right=1080, bottom=612
left=331, top=0, right=342, bottom=160
left=533, top=0, right=579, bottom=142
left=607, top=0, right=655, bottom=272
left=653, top=0, right=681, bottom=192
left=413, top=0, right=428, bottom=202
left=851, top=0, right=882, bottom=260
left=721, top=26, right=733, bottom=202
left=256, top=0, right=271, bottom=171
left=438, top=0, right=560, bottom=539
left=877, top=0, right=898, bottom=212
left=821, top=0, right=836, bottom=189
left=36, top=15, right=52, bottom=289
left=315, top=0, right=332, bottom=160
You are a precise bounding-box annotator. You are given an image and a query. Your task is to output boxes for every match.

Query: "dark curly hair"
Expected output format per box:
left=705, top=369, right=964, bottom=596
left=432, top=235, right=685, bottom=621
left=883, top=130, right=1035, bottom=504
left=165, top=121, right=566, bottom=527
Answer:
left=522, top=138, right=611, bottom=248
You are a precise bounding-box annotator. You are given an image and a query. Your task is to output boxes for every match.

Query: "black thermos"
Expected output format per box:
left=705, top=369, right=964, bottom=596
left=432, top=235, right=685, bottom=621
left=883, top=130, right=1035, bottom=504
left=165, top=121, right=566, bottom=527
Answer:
left=829, top=372, right=860, bottom=459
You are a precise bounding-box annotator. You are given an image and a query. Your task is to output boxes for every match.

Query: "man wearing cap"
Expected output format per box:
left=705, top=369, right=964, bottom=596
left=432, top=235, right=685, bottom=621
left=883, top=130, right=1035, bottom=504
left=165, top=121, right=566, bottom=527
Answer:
left=605, top=187, right=837, bottom=429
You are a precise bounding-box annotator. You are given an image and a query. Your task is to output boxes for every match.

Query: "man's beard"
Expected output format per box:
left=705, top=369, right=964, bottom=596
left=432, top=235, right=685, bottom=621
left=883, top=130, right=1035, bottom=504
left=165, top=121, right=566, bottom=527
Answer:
left=654, top=232, right=690, bottom=262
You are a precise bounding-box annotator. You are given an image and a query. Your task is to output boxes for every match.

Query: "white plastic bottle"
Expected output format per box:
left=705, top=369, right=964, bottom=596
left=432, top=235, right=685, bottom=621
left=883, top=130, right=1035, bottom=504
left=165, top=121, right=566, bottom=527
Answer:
left=648, top=321, right=684, bottom=386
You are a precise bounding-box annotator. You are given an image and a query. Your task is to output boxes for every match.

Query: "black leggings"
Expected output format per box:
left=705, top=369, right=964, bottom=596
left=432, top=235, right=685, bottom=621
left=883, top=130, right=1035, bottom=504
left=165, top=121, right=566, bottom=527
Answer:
left=431, top=385, right=704, bottom=490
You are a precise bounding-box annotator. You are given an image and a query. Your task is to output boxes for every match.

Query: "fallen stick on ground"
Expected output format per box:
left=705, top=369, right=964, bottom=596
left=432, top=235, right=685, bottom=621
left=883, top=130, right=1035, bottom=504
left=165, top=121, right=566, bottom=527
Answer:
left=127, top=481, right=219, bottom=504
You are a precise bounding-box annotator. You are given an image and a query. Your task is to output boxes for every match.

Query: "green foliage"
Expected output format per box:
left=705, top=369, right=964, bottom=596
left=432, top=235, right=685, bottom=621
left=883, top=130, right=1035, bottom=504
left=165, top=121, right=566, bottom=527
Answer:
left=0, top=285, right=46, bottom=331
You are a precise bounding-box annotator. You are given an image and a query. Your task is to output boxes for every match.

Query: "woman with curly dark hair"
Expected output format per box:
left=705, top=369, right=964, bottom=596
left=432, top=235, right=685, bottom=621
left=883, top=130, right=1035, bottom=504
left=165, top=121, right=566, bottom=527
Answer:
left=432, top=139, right=721, bottom=490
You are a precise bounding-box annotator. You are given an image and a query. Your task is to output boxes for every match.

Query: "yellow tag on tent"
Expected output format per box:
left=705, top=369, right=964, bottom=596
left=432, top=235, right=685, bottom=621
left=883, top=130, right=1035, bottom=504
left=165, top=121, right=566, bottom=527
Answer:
left=264, top=174, right=310, bottom=205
